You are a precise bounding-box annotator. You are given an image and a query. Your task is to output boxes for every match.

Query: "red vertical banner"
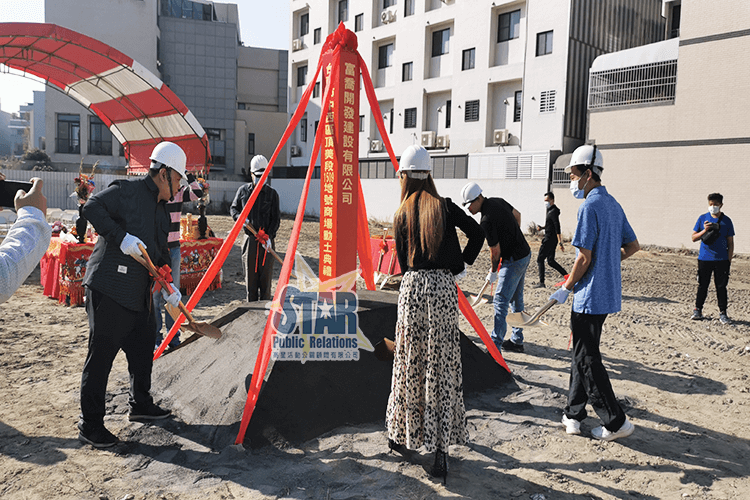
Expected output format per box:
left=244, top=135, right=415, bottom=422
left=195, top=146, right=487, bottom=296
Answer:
left=320, top=47, right=360, bottom=285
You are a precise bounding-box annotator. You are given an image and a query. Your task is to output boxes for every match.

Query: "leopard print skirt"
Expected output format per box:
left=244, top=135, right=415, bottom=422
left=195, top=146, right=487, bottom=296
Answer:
left=386, top=268, right=467, bottom=453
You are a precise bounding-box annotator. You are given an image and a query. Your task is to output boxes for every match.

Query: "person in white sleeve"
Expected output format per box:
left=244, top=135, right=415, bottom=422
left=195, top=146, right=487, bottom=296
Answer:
left=0, top=176, right=52, bottom=304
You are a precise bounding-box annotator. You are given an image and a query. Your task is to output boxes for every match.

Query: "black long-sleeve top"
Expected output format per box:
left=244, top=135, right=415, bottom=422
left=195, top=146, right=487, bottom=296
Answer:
left=230, top=182, right=281, bottom=240
left=395, top=197, right=485, bottom=276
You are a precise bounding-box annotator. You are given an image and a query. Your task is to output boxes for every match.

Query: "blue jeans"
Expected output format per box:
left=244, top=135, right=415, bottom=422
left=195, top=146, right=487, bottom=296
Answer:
left=153, top=246, right=182, bottom=346
left=490, top=253, right=530, bottom=348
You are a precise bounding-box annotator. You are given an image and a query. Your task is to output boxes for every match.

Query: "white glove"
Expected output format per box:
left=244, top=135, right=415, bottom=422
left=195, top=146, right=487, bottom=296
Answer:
left=162, top=288, right=182, bottom=308
left=263, top=239, right=272, bottom=251
left=120, top=233, right=145, bottom=257
left=550, top=287, right=571, bottom=304
left=486, top=271, right=498, bottom=284
left=454, top=269, right=467, bottom=281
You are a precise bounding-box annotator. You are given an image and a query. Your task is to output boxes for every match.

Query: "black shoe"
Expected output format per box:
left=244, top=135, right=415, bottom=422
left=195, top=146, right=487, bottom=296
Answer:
left=429, top=448, right=448, bottom=485
left=77, top=421, right=118, bottom=448
left=129, top=403, right=172, bottom=421
left=502, top=339, right=525, bottom=353
left=532, top=283, right=545, bottom=289
left=388, top=439, right=409, bottom=456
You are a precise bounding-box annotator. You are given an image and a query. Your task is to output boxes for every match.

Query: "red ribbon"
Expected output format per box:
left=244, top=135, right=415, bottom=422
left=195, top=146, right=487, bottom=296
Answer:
left=152, top=265, right=174, bottom=293
left=254, top=228, right=269, bottom=272
left=379, top=239, right=389, bottom=253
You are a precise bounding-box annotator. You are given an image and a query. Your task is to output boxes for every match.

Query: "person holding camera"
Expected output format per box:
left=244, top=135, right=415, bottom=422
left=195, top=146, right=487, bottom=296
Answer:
left=691, top=193, right=734, bottom=324
left=0, top=175, right=52, bottom=304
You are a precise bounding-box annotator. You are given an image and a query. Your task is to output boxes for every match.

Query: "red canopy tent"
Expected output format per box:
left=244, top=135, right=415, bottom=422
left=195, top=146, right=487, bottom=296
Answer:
left=0, top=23, right=210, bottom=174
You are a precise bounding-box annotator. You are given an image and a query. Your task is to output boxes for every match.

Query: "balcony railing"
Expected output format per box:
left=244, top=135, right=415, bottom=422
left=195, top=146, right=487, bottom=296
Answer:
left=588, top=60, right=677, bottom=110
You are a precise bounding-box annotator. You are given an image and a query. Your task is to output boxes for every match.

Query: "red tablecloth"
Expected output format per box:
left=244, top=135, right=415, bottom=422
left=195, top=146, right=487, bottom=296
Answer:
left=179, top=238, right=223, bottom=295
left=41, top=237, right=223, bottom=306
left=370, top=236, right=401, bottom=276
left=40, top=238, right=95, bottom=306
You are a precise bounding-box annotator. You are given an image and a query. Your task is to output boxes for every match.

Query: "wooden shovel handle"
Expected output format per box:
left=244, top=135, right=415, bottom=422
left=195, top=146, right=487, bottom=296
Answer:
left=244, top=223, right=284, bottom=265
left=136, top=243, right=196, bottom=323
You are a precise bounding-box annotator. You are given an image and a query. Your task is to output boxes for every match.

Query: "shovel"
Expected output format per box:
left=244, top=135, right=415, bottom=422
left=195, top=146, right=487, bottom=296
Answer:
left=506, top=299, right=558, bottom=328
left=134, top=244, right=222, bottom=339
left=373, top=228, right=389, bottom=283
left=469, top=279, right=492, bottom=307
left=243, top=223, right=296, bottom=277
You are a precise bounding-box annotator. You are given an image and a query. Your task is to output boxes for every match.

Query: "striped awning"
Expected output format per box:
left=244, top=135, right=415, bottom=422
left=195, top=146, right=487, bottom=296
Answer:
left=0, top=23, right=211, bottom=174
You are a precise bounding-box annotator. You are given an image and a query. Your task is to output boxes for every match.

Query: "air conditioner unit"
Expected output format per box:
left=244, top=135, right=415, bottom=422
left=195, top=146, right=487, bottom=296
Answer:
left=290, top=145, right=302, bottom=157
left=436, top=135, right=450, bottom=148
left=292, top=38, right=303, bottom=51
left=421, top=131, right=436, bottom=148
left=370, top=139, right=383, bottom=152
left=381, top=7, right=396, bottom=24
left=441, top=0, right=455, bottom=3
left=493, top=129, right=509, bottom=145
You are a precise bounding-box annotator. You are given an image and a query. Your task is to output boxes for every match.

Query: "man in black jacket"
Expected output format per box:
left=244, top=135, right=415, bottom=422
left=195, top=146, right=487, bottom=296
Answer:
left=534, top=192, right=567, bottom=288
left=78, top=142, right=186, bottom=448
left=231, top=155, right=281, bottom=301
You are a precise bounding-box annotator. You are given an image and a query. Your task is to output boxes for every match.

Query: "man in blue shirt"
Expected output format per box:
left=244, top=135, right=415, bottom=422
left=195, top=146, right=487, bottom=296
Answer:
left=691, top=193, right=734, bottom=324
left=549, top=144, right=640, bottom=442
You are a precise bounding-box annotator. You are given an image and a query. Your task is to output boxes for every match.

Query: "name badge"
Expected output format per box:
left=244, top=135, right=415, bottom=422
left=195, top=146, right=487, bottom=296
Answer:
left=118, top=265, right=128, bottom=274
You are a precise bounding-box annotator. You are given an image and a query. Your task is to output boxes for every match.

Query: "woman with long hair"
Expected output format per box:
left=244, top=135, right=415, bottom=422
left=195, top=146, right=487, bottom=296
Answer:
left=386, top=145, right=484, bottom=483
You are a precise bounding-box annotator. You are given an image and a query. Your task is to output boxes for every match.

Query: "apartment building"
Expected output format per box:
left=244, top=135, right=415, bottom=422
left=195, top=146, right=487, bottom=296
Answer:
left=40, top=0, right=287, bottom=180
left=572, top=0, right=750, bottom=253
left=287, top=0, right=665, bottom=220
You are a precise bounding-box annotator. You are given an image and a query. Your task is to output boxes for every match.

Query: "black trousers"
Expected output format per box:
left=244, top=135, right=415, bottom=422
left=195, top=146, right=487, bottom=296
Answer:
left=565, top=311, right=626, bottom=432
left=242, top=234, right=275, bottom=301
left=80, top=288, right=155, bottom=426
left=537, top=238, right=567, bottom=284
left=695, top=259, right=730, bottom=312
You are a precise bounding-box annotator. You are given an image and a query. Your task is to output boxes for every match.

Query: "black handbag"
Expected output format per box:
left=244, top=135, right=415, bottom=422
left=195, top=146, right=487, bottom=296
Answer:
left=700, top=214, right=722, bottom=245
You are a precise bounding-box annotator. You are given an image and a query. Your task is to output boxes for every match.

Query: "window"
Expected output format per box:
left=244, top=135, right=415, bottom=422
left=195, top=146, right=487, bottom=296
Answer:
left=88, top=116, right=112, bottom=155
left=314, top=28, right=321, bottom=44
left=446, top=100, right=451, bottom=128
left=359, top=115, right=365, bottom=132
left=431, top=28, right=450, bottom=57
left=389, top=108, right=394, bottom=134
left=314, top=120, right=319, bottom=136
left=297, top=65, right=308, bottom=87
left=514, top=91, right=522, bottom=122
left=536, top=30, right=553, bottom=56
left=206, top=128, right=225, bottom=165
left=355, top=14, right=363, bottom=32
left=161, top=0, right=212, bottom=20
left=498, top=10, right=521, bottom=42
left=405, top=0, right=415, bottom=16
left=462, top=48, right=475, bottom=70
left=464, top=100, right=480, bottom=122
left=237, top=102, right=246, bottom=110
left=56, top=114, right=80, bottom=154
left=300, top=114, right=307, bottom=142
left=300, top=13, right=309, bottom=36
left=248, top=133, right=255, bottom=156
left=540, top=90, right=556, bottom=112
left=338, top=0, right=348, bottom=23
left=313, top=81, right=321, bottom=98
left=383, top=0, right=396, bottom=7
left=402, top=62, right=413, bottom=82
left=378, top=44, right=393, bottom=69
left=404, top=107, right=417, bottom=128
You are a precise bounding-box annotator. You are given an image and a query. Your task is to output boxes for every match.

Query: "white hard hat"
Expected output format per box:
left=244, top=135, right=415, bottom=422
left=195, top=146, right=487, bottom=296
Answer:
left=150, top=141, right=187, bottom=180
left=399, top=145, right=431, bottom=172
left=250, top=155, right=269, bottom=174
left=461, top=182, right=483, bottom=206
left=565, top=144, right=603, bottom=176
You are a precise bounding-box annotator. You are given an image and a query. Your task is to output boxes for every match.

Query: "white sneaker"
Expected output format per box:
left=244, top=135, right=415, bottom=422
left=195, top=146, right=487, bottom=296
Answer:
left=561, top=414, right=581, bottom=435
left=591, top=418, right=634, bottom=441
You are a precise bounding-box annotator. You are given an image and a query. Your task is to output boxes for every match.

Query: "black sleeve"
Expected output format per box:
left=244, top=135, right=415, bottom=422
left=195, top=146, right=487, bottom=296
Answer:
left=229, top=185, right=245, bottom=221
left=269, top=189, right=281, bottom=239
left=446, top=199, right=484, bottom=265
left=394, top=216, right=408, bottom=273
left=553, top=210, right=561, bottom=236
left=82, top=181, right=127, bottom=248
left=480, top=216, right=498, bottom=248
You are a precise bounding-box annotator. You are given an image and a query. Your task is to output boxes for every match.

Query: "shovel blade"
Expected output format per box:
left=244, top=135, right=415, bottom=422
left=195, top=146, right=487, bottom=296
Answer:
left=507, top=311, right=535, bottom=327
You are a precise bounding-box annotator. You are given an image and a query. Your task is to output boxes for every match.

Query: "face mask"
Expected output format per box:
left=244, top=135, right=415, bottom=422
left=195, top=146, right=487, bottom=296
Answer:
left=569, top=178, right=585, bottom=199
left=709, top=205, right=720, bottom=215
left=544, top=201, right=551, bottom=208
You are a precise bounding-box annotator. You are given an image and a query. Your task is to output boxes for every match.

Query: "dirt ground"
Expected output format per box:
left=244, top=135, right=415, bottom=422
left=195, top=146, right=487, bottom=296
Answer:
left=1, top=214, right=749, bottom=500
